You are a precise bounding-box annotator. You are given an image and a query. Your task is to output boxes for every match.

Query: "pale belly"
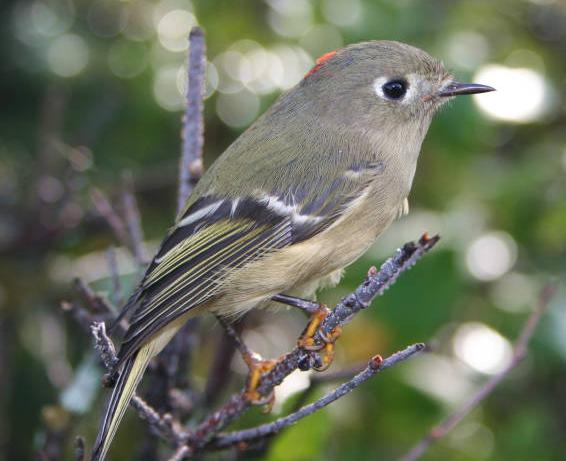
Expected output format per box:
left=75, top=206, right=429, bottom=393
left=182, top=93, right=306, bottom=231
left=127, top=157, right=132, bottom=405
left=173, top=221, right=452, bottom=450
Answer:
left=210, top=191, right=403, bottom=317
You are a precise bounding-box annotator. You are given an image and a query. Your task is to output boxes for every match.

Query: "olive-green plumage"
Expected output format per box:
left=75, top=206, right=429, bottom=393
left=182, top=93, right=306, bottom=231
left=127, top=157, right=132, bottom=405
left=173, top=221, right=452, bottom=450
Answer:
left=91, top=40, right=494, bottom=460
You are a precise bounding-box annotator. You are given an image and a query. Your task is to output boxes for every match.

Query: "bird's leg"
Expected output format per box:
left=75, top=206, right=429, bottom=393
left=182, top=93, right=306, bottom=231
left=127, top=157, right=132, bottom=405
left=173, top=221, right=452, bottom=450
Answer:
left=214, top=315, right=277, bottom=410
left=271, top=293, right=321, bottom=313
left=242, top=350, right=277, bottom=411
left=272, top=293, right=342, bottom=372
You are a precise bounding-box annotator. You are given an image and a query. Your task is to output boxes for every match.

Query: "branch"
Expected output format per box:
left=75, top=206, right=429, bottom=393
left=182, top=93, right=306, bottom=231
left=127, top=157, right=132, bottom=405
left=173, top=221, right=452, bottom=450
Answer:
left=146, top=27, right=208, bottom=439
left=74, top=437, right=85, bottom=461
left=178, top=26, right=206, bottom=214
left=204, top=319, right=245, bottom=408
left=316, top=233, right=439, bottom=346
left=121, top=171, right=147, bottom=266
left=398, top=282, right=558, bottom=461
left=212, top=344, right=425, bottom=450
left=256, top=234, right=439, bottom=393
left=90, top=322, right=186, bottom=445
left=105, top=247, right=123, bottom=307
left=84, top=233, right=439, bottom=458
left=179, top=234, right=439, bottom=450
left=90, top=188, right=131, bottom=251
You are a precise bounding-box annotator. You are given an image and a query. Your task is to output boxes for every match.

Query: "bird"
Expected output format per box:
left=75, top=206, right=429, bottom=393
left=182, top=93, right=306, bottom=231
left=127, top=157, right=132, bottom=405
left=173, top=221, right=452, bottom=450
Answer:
left=91, top=40, right=494, bottom=460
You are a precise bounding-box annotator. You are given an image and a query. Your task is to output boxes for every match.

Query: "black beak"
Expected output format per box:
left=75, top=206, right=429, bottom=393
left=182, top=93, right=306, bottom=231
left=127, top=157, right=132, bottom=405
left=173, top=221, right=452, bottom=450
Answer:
left=439, top=82, right=495, bottom=97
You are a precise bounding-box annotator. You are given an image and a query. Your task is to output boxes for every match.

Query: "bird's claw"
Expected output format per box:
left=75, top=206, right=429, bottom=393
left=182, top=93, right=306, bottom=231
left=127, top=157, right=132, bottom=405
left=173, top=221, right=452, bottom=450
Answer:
left=242, top=352, right=277, bottom=412
left=297, top=305, right=342, bottom=371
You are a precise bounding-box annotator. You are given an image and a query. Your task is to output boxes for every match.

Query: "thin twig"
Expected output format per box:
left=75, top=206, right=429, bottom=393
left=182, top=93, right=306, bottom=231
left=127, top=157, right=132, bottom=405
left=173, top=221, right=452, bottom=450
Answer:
left=74, top=436, right=85, bottom=461
left=91, top=188, right=131, bottom=250
left=60, top=300, right=100, bottom=331
left=212, top=344, right=425, bottom=449
left=91, top=322, right=118, bottom=370
left=168, top=445, right=192, bottom=461
left=178, top=26, right=206, bottom=214
left=90, top=322, right=187, bottom=445
left=316, top=233, right=439, bottom=345
left=256, top=234, right=439, bottom=395
left=398, top=282, right=558, bottom=461
left=153, top=26, right=208, bottom=435
left=73, top=277, right=114, bottom=314
left=215, top=315, right=254, bottom=360
left=204, top=320, right=244, bottom=408
left=106, top=246, right=123, bottom=307
left=122, top=171, right=147, bottom=266
left=310, top=362, right=367, bottom=384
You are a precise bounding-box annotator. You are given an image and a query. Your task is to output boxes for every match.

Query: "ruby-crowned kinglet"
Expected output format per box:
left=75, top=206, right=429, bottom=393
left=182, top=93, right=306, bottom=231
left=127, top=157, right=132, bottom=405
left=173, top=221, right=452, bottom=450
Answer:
left=92, top=40, right=494, bottom=460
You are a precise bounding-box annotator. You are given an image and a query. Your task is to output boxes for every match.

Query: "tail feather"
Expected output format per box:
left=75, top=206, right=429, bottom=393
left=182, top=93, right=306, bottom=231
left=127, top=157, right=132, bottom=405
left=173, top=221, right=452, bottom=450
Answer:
left=91, top=343, right=154, bottom=461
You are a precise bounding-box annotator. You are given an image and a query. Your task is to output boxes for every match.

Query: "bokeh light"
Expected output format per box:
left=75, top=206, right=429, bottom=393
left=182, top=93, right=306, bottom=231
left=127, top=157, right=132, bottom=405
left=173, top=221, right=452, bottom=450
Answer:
left=216, top=90, right=260, bottom=128
left=445, top=31, right=489, bottom=70
left=204, top=61, right=219, bottom=98
left=489, top=272, right=538, bottom=313
left=465, top=231, right=517, bottom=281
left=473, top=64, right=554, bottom=123
left=122, top=0, right=155, bottom=41
left=321, top=0, right=363, bottom=27
left=153, top=65, right=185, bottom=111
left=267, top=0, right=313, bottom=38
left=274, top=370, right=311, bottom=412
left=30, top=0, right=74, bottom=37
left=87, top=0, right=127, bottom=38
left=12, top=1, right=75, bottom=47
left=299, top=24, right=344, bottom=58
left=404, top=354, right=475, bottom=405
left=108, top=40, right=148, bottom=79
left=47, top=33, right=89, bottom=77
left=453, top=322, right=513, bottom=374
left=157, top=9, right=197, bottom=52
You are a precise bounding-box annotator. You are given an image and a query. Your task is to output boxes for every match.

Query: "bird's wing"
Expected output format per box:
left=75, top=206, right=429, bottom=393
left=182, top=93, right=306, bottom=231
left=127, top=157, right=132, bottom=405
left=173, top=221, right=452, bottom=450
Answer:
left=116, top=160, right=382, bottom=365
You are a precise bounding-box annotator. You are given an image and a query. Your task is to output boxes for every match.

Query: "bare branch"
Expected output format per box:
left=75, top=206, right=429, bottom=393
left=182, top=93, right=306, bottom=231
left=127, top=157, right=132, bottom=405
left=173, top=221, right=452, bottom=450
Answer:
left=176, top=234, right=439, bottom=452
left=398, top=282, right=558, bottom=461
left=121, top=171, right=147, bottom=266
left=212, top=344, right=425, bottom=450
left=105, top=246, right=123, bottom=306
left=204, top=320, right=244, bottom=408
left=91, top=322, right=118, bottom=370
left=74, top=436, right=85, bottom=461
left=90, top=322, right=188, bottom=446
left=316, top=233, right=439, bottom=346
left=91, top=188, right=131, bottom=250
left=178, top=26, right=206, bottom=214
left=215, top=315, right=254, bottom=360
left=256, top=234, right=439, bottom=395
left=167, top=445, right=192, bottom=461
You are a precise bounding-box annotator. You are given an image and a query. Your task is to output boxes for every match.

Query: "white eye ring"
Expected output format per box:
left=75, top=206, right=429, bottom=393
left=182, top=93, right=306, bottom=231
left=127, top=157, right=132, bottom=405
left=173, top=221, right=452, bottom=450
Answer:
left=373, top=75, right=417, bottom=103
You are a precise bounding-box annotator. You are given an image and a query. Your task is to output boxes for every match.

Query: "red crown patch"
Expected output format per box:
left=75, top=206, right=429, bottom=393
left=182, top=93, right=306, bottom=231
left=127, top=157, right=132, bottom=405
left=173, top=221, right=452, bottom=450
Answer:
left=304, top=50, right=338, bottom=78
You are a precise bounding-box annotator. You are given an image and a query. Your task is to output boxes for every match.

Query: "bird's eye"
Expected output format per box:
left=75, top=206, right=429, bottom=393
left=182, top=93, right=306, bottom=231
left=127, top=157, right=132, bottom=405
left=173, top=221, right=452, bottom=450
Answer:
left=382, top=79, right=408, bottom=100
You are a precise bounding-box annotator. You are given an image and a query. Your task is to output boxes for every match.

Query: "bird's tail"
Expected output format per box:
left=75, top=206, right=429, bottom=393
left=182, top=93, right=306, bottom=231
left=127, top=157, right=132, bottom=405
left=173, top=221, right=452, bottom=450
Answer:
left=91, top=342, right=154, bottom=461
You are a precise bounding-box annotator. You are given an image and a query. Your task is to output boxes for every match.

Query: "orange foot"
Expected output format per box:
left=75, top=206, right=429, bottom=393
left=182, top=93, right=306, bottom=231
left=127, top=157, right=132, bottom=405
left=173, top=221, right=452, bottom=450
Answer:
left=297, top=305, right=342, bottom=372
left=242, top=351, right=277, bottom=412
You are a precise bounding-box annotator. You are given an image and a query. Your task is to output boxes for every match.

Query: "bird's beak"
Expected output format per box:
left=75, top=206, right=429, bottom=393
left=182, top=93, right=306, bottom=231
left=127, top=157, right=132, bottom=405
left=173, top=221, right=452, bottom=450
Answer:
left=438, top=82, right=495, bottom=97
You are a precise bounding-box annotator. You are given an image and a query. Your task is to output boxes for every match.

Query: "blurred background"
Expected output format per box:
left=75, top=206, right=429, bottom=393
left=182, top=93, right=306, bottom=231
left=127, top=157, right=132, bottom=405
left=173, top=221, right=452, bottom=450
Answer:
left=1, top=0, right=566, bottom=460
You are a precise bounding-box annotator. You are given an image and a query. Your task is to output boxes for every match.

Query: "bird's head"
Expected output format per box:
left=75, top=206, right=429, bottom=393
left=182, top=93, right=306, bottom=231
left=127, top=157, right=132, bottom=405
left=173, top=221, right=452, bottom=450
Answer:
left=291, top=40, right=494, bottom=136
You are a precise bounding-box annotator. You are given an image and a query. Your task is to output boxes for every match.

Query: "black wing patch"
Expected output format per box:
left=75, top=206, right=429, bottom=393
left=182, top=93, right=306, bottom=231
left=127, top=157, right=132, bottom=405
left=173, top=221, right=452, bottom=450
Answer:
left=116, top=196, right=293, bottom=365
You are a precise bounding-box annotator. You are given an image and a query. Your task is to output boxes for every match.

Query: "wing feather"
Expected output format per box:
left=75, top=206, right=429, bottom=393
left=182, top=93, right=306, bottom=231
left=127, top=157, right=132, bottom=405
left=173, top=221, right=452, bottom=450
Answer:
left=116, top=158, right=382, bottom=365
